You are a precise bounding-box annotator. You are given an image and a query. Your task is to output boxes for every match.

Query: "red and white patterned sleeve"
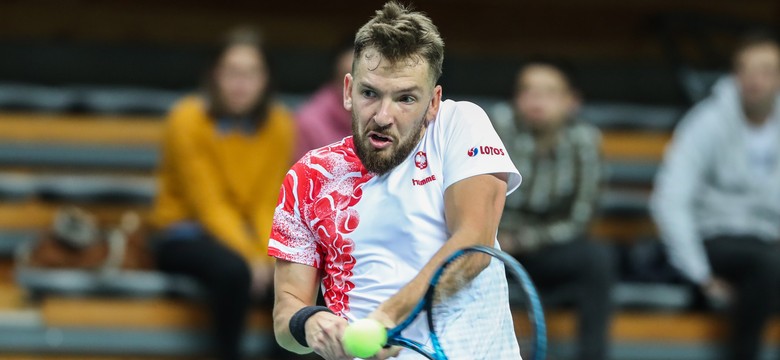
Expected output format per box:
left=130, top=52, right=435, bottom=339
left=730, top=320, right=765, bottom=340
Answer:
left=268, top=162, right=322, bottom=268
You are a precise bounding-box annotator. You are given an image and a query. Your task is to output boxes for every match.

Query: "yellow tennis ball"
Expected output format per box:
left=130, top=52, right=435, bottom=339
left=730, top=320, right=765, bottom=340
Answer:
left=342, top=318, right=388, bottom=358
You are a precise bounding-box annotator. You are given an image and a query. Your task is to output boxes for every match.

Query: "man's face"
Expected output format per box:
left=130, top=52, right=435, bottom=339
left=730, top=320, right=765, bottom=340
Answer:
left=215, top=45, right=268, bottom=116
left=514, top=65, right=578, bottom=132
left=735, top=44, right=780, bottom=112
left=344, top=49, right=442, bottom=174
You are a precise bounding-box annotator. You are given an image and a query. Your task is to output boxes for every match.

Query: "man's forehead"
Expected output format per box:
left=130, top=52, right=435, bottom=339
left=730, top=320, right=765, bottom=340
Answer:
left=738, top=44, right=780, bottom=66
left=519, top=67, right=570, bottom=93
left=354, top=49, right=432, bottom=84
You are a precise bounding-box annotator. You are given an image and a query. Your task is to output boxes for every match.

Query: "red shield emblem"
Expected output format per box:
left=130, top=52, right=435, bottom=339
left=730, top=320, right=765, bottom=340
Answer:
left=414, top=151, right=428, bottom=170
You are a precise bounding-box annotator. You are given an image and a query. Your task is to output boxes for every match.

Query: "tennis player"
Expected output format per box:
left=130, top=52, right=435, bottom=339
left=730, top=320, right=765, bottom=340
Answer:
left=269, top=2, right=522, bottom=359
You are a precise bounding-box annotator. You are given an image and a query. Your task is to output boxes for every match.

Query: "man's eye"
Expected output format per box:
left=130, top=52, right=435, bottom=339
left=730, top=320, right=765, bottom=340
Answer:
left=362, top=90, right=377, bottom=98
left=400, top=95, right=416, bottom=104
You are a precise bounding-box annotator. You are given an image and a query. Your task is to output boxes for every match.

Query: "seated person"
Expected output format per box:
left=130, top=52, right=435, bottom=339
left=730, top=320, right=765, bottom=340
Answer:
left=651, top=32, right=780, bottom=360
left=294, top=40, right=354, bottom=160
left=497, top=61, right=614, bottom=360
left=149, top=27, right=294, bottom=360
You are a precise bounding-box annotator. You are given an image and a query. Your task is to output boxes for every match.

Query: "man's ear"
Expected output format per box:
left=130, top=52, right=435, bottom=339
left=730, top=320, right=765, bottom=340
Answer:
left=425, top=85, right=443, bottom=123
left=343, top=73, right=354, bottom=111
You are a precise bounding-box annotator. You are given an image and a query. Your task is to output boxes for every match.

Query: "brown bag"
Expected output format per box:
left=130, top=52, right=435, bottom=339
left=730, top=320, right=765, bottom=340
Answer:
left=27, top=207, right=154, bottom=271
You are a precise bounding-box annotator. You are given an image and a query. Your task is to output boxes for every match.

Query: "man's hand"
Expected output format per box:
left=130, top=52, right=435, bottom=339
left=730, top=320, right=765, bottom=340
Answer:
left=702, top=277, right=733, bottom=310
left=365, top=307, right=402, bottom=359
left=305, top=311, right=351, bottom=360
left=367, top=347, right=402, bottom=359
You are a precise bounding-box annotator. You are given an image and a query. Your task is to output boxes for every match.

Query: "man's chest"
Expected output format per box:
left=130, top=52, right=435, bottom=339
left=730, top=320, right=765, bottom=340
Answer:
left=311, top=147, right=447, bottom=251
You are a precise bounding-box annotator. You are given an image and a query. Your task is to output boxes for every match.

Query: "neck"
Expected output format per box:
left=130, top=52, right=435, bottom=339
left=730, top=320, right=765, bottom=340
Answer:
left=743, top=99, right=775, bottom=126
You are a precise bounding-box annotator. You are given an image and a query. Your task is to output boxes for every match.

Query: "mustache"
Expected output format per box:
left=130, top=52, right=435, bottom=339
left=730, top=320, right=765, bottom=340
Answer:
left=364, top=124, right=397, bottom=138
left=365, top=123, right=391, bottom=132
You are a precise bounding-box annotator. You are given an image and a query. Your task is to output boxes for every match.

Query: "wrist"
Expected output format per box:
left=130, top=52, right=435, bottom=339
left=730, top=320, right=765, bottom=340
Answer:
left=368, top=309, right=397, bottom=329
left=288, top=305, right=333, bottom=347
left=376, top=301, right=404, bottom=325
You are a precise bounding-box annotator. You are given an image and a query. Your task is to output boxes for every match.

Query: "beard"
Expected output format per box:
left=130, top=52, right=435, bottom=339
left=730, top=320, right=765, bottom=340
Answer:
left=352, top=111, right=427, bottom=175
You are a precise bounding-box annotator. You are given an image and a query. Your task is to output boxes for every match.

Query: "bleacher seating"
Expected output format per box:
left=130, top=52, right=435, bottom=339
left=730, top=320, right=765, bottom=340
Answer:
left=0, top=98, right=777, bottom=360
left=0, top=83, right=184, bottom=115
left=0, top=1, right=777, bottom=357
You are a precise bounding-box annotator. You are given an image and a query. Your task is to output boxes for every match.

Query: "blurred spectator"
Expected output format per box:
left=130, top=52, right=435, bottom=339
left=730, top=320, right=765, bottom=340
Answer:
left=293, top=40, right=354, bottom=160
left=149, top=27, right=295, bottom=360
left=651, top=32, right=780, bottom=360
left=497, top=61, right=614, bottom=360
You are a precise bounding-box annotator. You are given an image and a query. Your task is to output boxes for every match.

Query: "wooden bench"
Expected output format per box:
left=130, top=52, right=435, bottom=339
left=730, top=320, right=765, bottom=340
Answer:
left=42, top=297, right=272, bottom=331
left=0, top=201, right=148, bottom=230
left=543, top=311, right=780, bottom=344
left=600, top=131, right=670, bottom=162
left=38, top=297, right=780, bottom=345
left=0, top=113, right=163, bottom=146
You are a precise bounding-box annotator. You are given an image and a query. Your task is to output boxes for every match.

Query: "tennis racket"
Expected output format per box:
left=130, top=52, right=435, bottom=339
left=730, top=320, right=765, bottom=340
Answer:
left=384, top=245, right=546, bottom=360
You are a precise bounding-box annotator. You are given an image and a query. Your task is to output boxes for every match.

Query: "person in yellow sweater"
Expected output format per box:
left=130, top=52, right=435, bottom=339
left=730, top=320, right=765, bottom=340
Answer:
left=149, top=27, right=294, bottom=360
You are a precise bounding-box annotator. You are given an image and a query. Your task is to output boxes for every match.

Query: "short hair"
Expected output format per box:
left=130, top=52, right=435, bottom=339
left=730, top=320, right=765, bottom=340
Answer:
left=732, top=30, right=780, bottom=68
left=353, top=2, right=445, bottom=84
left=516, top=58, right=580, bottom=94
left=205, top=26, right=272, bottom=121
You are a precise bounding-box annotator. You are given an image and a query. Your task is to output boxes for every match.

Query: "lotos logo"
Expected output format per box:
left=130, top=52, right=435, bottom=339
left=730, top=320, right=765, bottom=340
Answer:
left=414, top=151, right=428, bottom=170
left=468, top=146, right=506, bottom=157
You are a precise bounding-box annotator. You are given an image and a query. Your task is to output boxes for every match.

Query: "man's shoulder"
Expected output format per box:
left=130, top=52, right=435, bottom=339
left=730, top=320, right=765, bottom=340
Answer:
left=673, top=99, right=730, bottom=140
left=676, top=77, right=742, bottom=134
left=433, top=99, right=491, bottom=137
left=303, top=136, right=354, bottom=158
left=438, top=99, right=487, bottom=119
left=565, top=121, right=602, bottom=146
left=293, top=137, right=362, bottom=175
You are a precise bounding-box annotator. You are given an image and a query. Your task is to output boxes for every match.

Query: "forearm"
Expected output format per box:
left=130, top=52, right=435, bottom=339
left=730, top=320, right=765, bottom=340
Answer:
left=377, top=174, right=506, bottom=324
left=377, top=227, right=492, bottom=323
left=273, top=260, right=322, bottom=354
left=273, top=291, right=315, bottom=354
left=650, top=198, right=711, bottom=284
left=651, top=163, right=710, bottom=283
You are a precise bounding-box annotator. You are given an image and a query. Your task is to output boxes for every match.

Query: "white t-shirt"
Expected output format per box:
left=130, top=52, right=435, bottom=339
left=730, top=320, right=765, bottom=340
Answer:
left=745, top=118, right=779, bottom=178
left=269, top=100, right=523, bottom=359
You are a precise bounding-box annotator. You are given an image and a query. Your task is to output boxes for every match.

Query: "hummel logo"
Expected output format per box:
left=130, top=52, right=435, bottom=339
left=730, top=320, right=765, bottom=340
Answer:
left=412, top=174, right=436, bottom=186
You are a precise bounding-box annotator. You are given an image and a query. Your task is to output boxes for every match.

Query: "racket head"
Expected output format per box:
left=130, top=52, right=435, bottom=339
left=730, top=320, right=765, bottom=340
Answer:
left=385, top=245, right=546, bottom=360
left=478, top=246, right=547, bottom=360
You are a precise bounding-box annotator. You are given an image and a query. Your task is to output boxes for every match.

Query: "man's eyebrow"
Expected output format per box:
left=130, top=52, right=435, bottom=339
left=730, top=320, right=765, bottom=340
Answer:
left=356, top=82, right=422, bottom=94
left=396, top=86, right=423, bottom=94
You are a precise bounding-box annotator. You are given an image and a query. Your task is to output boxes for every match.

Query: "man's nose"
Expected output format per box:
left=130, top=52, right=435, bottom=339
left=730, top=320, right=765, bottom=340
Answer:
left=373, top=98, right=394, bottom=127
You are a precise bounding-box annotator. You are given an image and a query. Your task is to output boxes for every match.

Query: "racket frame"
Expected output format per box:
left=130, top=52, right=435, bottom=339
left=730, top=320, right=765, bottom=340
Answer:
left=384, top=245, right=547, bottom=360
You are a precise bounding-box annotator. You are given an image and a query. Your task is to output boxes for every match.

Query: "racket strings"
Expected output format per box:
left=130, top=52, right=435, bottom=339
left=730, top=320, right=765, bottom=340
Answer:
left=430, top=253, right=520, bottom=359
